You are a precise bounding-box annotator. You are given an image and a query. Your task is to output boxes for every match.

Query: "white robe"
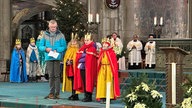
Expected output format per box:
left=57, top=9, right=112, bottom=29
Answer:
left=144, top=41, right=156, bottom=67
left=127, top=40, right=142, bottom=66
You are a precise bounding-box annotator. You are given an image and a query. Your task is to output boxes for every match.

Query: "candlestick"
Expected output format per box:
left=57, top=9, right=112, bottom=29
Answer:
left=96, top=13, right=99, bottom=23
left=171, top=62, right=176, bottom=105
left=154, top=17, right=157, bottom=25
left=160, top=17, right=163, bottom=25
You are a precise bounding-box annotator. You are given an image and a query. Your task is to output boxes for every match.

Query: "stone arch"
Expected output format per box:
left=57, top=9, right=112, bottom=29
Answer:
left=11, top=4, right=53, bottom=47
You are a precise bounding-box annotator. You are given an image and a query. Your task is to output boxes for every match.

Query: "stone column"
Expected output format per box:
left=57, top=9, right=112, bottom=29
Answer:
left=189, top=0, right=192, bottom=38
left=0, top=0, right=11, bottom=81
left=88, top=0, right=99, bottom=41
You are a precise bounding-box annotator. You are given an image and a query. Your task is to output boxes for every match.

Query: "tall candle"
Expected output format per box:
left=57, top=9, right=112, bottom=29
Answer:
left=96, top=13, right=99, bottom=23
left=90, top=14, right=93, bottom=22
left=106, top=82, right=111, bottom=108
left=88, top=14, right=90, bottom=23
left=88, top=0, right=90, bottom=22
left=160, top=17, right=163, bottom=25
left=171, top=62, right=176, bottom=105
left=154, top=17, right=157, bottom=25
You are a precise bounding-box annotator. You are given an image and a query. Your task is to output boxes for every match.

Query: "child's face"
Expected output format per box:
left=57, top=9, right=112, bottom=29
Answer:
left=30, top=42, right=35, bottom=46
left=16, top=44, right=21, bottom=49
left=84, top=39, right=92, bottom=45
left=102, top=43, right=109, bottom=49
left=71, top=40, right=77, bottom=45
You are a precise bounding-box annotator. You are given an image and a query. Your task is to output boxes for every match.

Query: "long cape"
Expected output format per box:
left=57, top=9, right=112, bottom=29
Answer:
left=97, top=47, right=120, bottom=99
left=10, top=48, right=28, bottom=82
left=26, top=45, right=42, bottom=76
left=62, top=44, right=79, bottom=92
left=74, top=42, right=97, bottom=93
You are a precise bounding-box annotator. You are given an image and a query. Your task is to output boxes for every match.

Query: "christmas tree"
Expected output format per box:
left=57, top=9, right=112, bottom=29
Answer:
left=53, top=0, right=87, bottom=42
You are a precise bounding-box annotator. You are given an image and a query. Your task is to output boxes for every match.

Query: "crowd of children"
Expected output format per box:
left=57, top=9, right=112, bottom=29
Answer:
left=9, top=32, right=121, bottom=104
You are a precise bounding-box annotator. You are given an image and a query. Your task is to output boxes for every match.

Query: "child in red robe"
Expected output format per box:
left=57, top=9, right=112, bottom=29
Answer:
left=96, top=38, right=120, bottom=103
left=74, top=33, right=97, bottom=102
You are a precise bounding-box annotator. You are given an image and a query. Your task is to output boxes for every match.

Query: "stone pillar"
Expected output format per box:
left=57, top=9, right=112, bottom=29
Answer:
left=189, top=0, right=192, bottom=38
left=0, top=0, right=11, bottom=81
left=98, top=0, right=135, bottom=46
left=87, top=0, right=99, bottom=41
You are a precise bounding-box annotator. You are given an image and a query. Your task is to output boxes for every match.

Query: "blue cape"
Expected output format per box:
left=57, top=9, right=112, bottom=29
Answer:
left=10, top=48, right=28, bottom=82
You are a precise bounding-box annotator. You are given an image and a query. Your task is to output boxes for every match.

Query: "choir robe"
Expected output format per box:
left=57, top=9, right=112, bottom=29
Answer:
left=74, top=42, right=97, bottom=93
left=62, top=43, right=79, bottom=92
left=10, top=48, right=28, bottom=82
left=96, top=47, right=120, bottom=100
left=127, top=40, right=143, bottom=66
left=144, top=41, right=156, bottom=68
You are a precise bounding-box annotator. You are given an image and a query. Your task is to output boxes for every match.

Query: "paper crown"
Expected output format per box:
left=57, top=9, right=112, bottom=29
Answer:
left=15, top=39, right=21, bottom=45
left=38, top=30, right=44, bottom=40
left=101, top=38, right=110, bottom=45
left=71, top=33, right=78, bottom=40
left=30, top=37, right=35, bottom=43
left=84, top=33, right=92, bottom=40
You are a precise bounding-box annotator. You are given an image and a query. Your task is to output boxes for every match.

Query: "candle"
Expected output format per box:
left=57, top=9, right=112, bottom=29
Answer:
left=106, top=82, right=111, bottom=108
left=154, top=17, right=157, bottom=25
left=160, top=17, right=163, bottom=25
left=90, top=14, right=93, bottom=22
left=171, top=62, right=176, bottom=105
left=88, top=14, right=92, bottom=23
left=96, top=13, right=99, bottom=23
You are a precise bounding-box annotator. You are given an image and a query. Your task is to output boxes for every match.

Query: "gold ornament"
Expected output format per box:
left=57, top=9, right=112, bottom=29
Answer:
left=30, top=37, right=35, bottom=43
left=71, top=33, right=78, bottom=40
left=84, top=33, right=92, bottom=40
left=15, top=39, right=21, bottom=45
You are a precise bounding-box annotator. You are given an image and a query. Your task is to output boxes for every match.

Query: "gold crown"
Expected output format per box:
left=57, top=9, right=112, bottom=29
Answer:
left=84, top=33, right=92, bottom=40
left=71, top=33, right=78, bottom=40
left=15, top=39, right=21, bottom=45
left=30, top=37, right=35, bottom=43
left=101, top=37, right=110, bottom=44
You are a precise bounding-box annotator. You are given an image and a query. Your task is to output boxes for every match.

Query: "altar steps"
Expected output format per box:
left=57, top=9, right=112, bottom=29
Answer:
left=119, top=69, right=166, bottom=92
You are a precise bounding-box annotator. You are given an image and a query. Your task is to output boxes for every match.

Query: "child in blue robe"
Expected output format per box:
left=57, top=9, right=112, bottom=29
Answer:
left=10, top=39, right=27, bottom=82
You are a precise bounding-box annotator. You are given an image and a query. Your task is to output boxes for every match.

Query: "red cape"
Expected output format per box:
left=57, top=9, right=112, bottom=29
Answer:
left=97, top=47, right=120, bottom=99
left=74, top=42, right=97, bottom=93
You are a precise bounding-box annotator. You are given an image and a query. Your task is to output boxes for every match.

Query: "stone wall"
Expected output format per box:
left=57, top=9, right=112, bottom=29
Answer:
left=98, top=0, right=188, bottom=47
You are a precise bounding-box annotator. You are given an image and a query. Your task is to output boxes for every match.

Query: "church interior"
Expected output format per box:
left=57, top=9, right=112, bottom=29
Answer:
left=1, top=0, right=192, bottom=108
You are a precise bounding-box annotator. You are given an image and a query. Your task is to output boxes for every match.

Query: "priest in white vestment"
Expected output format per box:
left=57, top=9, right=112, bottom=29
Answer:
left=145, top=34, right=156, bottom=68
left=127, top=35, right=142, bottom=69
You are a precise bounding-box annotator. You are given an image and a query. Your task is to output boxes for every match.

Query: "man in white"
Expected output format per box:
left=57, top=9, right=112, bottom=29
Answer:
left=110, top=32, right=125, bottom=70
left=127, top=34, right=142, bottom=69
left=145, top=34, right=156, bottom=68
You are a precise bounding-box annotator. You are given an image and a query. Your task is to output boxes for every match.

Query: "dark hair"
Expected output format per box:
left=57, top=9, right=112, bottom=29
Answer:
left=148, top=33, right=154, bottom=38
left=106, top=34, right=112, bottom=39
left=112, top=32, right=118, bottom=36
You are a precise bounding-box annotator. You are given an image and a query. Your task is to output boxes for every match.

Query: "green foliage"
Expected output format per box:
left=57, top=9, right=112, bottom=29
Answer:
left=122, top=74, right=163, bottom=108
left=53, top=0, right=87, bottom=42
left=181, top=75, right=192, bottom=98
left=176, top=74, right=192, bottom=108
